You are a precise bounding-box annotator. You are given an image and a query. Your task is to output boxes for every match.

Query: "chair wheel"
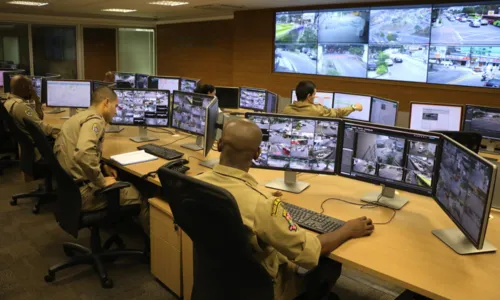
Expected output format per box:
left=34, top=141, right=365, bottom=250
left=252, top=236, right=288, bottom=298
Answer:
left=32, top=206, right=40, bottom=214
left=44, top=272, right=55, bottom=283
left=101, top=278, right=113, bottom=289
left=10, top=199, right=17, bottom=206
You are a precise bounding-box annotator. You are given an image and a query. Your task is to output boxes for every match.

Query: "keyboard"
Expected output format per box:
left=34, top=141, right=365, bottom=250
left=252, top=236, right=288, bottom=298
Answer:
left=137, top=144, right=184, bottom=160
left=283, top=202, right=345, bottom=234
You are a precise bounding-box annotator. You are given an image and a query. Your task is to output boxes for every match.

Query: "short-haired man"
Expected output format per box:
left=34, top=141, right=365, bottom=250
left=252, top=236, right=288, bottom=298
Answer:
left=104, top=71, right=115, bottom=83
left=283, top=81, right=363, bottom=118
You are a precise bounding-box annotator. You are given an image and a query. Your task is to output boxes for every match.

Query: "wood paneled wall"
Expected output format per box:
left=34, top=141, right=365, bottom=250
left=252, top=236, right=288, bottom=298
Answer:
left=83, top=28, right=116, bottom=81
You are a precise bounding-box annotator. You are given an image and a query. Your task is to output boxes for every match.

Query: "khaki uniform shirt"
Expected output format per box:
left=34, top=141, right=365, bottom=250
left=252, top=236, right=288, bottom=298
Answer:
left=196, top=164, right=321, bottom=300
left=54, top=108, right=107, bottom=188
left=283, top=101, right=355, bottom=118
left=3, top=94, right=55, bottom=138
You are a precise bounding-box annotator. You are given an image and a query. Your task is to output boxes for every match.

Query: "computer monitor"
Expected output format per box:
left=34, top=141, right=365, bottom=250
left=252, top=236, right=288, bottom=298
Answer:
left=370, top=97, right=399, bottom=126
left=266, top=91, right=278, bottom=113
left=433, top=135, right=497, bottom=254
left=239, top=87, right=267, bottom=111
left=463, top=105, right=500, bottom=152
left=409, top=102, right=463, bottom=132
left=114, top=72, right=135, bottom=88
left=180, top=78, right=199, bottom=93
left=44, top=80, right=92, bottom=108
left=204, top=99, right=220, bottom=158
left=171, top=90, right=216, bottom=151
left=291, top=89, right=334, bottom=108
left=148, top=76, right=180, bottom=94
left=30, top=76, right=43, bottom=98
left=215, top=86, right=239, bottom=109
left=340, top=121, right=441, bottom=209
left=135, top=74, right=149, bottom=89
left=2, top=70, right=26, bottom=93
left=333, top=93, right=371, bottom=121
left=246, top=113, right=341, bottom=193
left=92, top=80, right=115, bottom=92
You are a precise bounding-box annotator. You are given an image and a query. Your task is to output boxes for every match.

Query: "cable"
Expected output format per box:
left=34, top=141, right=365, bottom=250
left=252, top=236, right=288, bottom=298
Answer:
left=160, top=136, right=190, bottom=147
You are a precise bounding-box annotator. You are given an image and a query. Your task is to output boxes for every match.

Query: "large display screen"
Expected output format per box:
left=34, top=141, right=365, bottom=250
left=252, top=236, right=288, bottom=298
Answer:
left=239, top=87, right=267, bottom=111
left=463, top=105, right=500, bottom=141
left=112, top=89, right=170, bottom=127
left=274, top=3, right=500, bottom=89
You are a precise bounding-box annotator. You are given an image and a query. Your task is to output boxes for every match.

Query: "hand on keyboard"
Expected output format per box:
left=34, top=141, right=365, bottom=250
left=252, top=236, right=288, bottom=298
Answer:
left=344, top=217, right=374, bottom=238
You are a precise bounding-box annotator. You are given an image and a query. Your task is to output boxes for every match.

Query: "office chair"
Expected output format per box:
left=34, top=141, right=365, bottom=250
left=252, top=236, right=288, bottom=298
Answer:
left=24, top=119, right=146, bottom=289
left=158, top=167, right=274, bottom=300
left=0, top=103, right=54, bottom=213
left=432, top=131, right=482, bottom=153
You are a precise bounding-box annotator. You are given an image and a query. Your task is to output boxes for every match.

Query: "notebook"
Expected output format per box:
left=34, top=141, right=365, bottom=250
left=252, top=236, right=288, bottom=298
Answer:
left=111, top=150, right=158, bottom=166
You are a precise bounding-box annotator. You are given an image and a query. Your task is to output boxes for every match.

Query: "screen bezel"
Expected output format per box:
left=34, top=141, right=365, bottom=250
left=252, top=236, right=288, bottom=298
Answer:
left=239, top=86, right=268, bottom=112
left=334, top=92, right=373, bottom=121
left=266, top=91, right=279, bottom=113
left=111, top=88, right=171, bottom=128
left=203, top=98, right=220, bottom=157
left=409, top=101, right=464, bottom=131
left=170, top=90, right=216, bottom=136
left=43, top=79, right=92, bottom=108
left=245, top=112, right=343, bottom=175
left=432, top=134, right=497, bottom=249
left=339, top=119, right=442, bottom=196
left=215, top=86, right=240, bottom=109
left=463, top=104, right=500, bottom=142
left=370, top=96, right=399, bottom=126
left=147, top=76, right=181, bottom=92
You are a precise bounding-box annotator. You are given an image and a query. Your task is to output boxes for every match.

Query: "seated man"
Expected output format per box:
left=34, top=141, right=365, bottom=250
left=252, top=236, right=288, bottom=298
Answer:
left=283, top=81, right=363, bottom=118
left=196, top=119, right=374, bottom=300
left=104, top=71, right=115, bottom=83
left=54, top=87, right=149, bottom=233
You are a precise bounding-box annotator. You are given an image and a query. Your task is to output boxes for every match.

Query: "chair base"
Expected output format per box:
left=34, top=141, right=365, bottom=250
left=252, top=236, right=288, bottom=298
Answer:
left=11, top=183, right=56, bottom=214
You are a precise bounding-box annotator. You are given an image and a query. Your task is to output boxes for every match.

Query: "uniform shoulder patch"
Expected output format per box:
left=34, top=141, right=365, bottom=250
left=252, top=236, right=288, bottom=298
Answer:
left=283, top=209, right=297, bottom=232
left=92, top=123, right=100, bottom=136
left=25, top=109, right=33, bottom=117
left=271, top=198, right=281, bottom=216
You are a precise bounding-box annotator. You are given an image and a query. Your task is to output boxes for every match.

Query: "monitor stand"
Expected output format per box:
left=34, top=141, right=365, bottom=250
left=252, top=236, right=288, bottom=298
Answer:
left=199, top=158, right=219, bottom=169
left=481, top=140, right=500, bottom=155
left=61, top=108, right=77, bottom=120
left=46, top=107, right=65, bottom=114
left=432, top=228, right=496, bottom=255
left=130, top=126, right=159, bottom=143
left=106, top=125, right=123, bottom=133
left=265, top=171, right=310, bottom=194
left=182, top=136, right=204, bottom=151
left=361, top=186, right=408, bottom=210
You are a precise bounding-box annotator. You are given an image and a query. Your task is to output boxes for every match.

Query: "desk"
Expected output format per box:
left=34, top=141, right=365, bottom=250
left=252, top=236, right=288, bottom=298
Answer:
left=43, top=111, right=500, bottom=300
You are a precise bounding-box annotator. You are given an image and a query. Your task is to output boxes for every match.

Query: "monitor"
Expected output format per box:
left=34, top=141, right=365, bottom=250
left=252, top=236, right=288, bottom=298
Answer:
left=239, top=87, right=267, bottom=111
left=370, top=97, right=398, bottom=126
left=92, top=80, right=115, bottom=92
left=135, top=74, right=149, bottom=89
left=463, top=105, right=500, bottom=142
left=30, top=76, right=43, bottom=98
left=171, top=90, right=215, bottom=136
left=114, top=72, right=135, bottom=88
left=333, top=93, right=371, bottom=121
left=266, top=91, right=278, bottom=113
left=410, top=103, right=463, bottom=132
left=291, top=89, right=334, bottom=108
left=148, top=76, right=180, bottom=94
left=112, top=89, right=170, bottom=127
left=44, top=80, right=92, bottom=108
left=340, top=121, right=441, bottom=206
left=2, top=70, right=26, bottom=93
left=180, top=78, right=199, bottom=93
left=433, top=135, right=497, bottom=254
left=204, top=98, right=220, bottom=157
left=215, top=86, right=239, bottom=109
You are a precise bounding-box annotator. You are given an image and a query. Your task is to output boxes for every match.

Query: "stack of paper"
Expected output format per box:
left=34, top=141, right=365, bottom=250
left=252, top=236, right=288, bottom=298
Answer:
left=111, top=150, right=158, bottom=166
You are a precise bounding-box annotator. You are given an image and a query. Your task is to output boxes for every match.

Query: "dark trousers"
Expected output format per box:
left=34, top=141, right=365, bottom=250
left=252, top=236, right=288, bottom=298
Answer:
left=300, top=257, right=342, bottom=300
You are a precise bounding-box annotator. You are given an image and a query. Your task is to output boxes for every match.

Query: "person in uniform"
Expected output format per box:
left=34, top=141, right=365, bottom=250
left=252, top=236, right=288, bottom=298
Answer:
left=54, top=87, right=149, bottom=233
left=104, top=71, right=115, bottom=83
left=196, top=118, right=374, bottom=300
left=283, top=81, right=363, bottom=118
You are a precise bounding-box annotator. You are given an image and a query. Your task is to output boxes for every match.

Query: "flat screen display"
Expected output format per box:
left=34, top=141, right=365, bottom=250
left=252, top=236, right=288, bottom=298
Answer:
left=333, top=93, right=371, bottom=121
left=46, top=80, right=92, bottom=108
left=239, top=87, right=267, bottom=111
left=115, top=72, right=135, bottom=88
left=171, top=91, right=214, bottom=136
left=291, top=90, right=334, bottom=108
left=215, top=86, right=239, bottom=109
left=148, top=76, right=180, bottom=94
left=266, top=92, right=278, bottom=113
left=30, top=76, right=43, bottom=98
left=410, top=103, right=463, bottom=131
left=463, top=105, right=500, bottom=141
left=370, top=97, right=398, bottom=126
left=180, top=78, right=198, bottom=93
left=135, top=74, right=149, bottom=89
left=112, top=89, right=170, bottom=127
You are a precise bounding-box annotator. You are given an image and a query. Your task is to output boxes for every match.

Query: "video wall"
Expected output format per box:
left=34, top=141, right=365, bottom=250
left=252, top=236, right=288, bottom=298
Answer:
left=274, top=3, right=500, bottom=89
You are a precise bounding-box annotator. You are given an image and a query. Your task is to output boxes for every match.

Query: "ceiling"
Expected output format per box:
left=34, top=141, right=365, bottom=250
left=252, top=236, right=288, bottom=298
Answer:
left=0, top=0, right=406, bottom=22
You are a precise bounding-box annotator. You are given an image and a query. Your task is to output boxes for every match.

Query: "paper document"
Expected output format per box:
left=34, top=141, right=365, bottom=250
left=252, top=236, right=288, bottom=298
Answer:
left=111, top=150, right=158, bottom=166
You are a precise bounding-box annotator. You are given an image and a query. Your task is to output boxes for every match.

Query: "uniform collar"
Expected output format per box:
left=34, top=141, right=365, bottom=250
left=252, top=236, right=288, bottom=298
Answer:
left=213, top=164, right=259, bottom=187
left=292, top=101, right=313, bottom=108
left=7, top=93, right=24, bottom=102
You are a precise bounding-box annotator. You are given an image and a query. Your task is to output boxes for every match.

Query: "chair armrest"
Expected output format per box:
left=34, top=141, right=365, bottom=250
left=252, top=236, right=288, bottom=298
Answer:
left=94, top=181, right=131, bottom=223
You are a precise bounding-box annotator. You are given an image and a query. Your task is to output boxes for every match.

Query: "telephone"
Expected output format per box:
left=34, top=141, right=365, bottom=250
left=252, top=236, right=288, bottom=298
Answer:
left=164, top=159, right=190, bottom=174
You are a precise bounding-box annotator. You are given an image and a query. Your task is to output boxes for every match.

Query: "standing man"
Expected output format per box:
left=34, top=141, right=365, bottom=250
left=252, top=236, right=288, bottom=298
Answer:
left=283, top=81, right=363, bottom=118
left=196, top=118, right=374, bottom=300
left=54, top=87, right=148, bottom=233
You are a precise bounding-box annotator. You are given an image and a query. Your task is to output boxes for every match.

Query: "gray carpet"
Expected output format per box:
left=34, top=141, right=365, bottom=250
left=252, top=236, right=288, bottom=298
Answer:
left=0, top=166, right=403, bottom=300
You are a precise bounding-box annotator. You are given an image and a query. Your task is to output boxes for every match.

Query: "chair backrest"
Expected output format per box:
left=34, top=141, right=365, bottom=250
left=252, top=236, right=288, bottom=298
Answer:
left=24, top=118, right=82, bottom=238
left=433, top=131, right=482, bottom=154
left=0, top=102, right=35, bottom=175
left=157, top=167, right=274, bottom=300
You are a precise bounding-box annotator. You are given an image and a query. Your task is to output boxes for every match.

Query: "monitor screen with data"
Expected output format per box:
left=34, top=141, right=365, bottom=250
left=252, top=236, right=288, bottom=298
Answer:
left=463, top=105, right=500, bottom=141
left=410, top=103, right=463, bottom=131
left=114, top=72, right=135, bottom=88
left=370, top=97, right=398, bottom=126
left=291, top=89, right=334, bottom=108
left=171, top=91, right=215, bottom=136
left=334, top=93, right=371, bottom=121
left=112, top=89, right=170, bottom=127
left=148, top=76, right=180, bottom=94
left=340, top=121, right=440, bottom=196
left=434, top=136, right=496, bottom=248
left=246, top=113, right=340, bottom=174
left=180, top=78, right=199, bottom=93
left=215, top=86, right=239, bottom=109
left=239, top=87, right=267, bottom=111
left=46, top=80, right=92, bottom=108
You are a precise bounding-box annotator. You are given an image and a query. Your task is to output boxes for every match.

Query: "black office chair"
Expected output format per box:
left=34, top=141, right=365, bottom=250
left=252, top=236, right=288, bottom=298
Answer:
left=157, top=166, right=274, bottom=300
left=432, top=131, right=482, bottom=153
left=0, top=103, right=54, bottom=213
left=24, top=119, right=146, bottom=289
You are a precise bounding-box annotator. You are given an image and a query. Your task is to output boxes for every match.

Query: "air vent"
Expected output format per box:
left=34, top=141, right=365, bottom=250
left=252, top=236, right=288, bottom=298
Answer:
left=194, top=4, right=245, bottom=11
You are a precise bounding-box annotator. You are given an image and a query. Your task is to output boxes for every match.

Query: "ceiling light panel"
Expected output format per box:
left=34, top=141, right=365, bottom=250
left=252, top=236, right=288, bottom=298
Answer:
left=7, top=1, right=48, bottom=6
left=101, top=8, right=137, bottom=13
left=149, top=1, right=189, bottom=6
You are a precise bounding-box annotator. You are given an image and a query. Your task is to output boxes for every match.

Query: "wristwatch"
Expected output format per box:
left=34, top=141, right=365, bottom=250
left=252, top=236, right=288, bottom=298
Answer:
left=351, top=104, right=356, bottom=110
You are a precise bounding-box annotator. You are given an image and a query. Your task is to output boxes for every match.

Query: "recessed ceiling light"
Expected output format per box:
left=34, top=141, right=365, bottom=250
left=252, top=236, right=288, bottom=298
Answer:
left=101, top=8, right=137, bottom=13
left=7, top=1, right=48, bottom=6
left=149, top=1, right=189, bottom=6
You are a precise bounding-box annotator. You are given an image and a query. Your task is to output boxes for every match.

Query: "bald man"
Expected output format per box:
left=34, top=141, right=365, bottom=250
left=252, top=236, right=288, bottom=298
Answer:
left=196, top=119, right=374, bottom=300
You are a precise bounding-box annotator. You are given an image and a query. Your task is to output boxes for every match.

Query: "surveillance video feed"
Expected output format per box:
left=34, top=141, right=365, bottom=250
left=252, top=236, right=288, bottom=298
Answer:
left=405, top=141, right=437, bottom=187
left=370, top=97, right=398, bottom=126
left=275, top=11, right=318, bottom=74
left=436, top=139, right=493, bottom=244
left=431, top=4, right=500, bottom=45
left=247, top=114, right=339, bottom=173
left=31, top=77, right=42, bottom=98
left=239, top=88, right=267, bottom=111
left=318, top=44, right=368, bottom=78
left=113, top=90, right=169, bottom=126
left=171, top=91, right=213, bottom=135
left=115, top=73, right=135, bottom=88
left=181, top=79, right=198, bottom=93
left=463, top=105, right=500, bottom=140
left=318, top=9, right=370, bottom=43
left=367, top=44, right=429, bottom=83
left=135, top=74, right=148, bottom=89
left=369, top=6, right=432, bottom=44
